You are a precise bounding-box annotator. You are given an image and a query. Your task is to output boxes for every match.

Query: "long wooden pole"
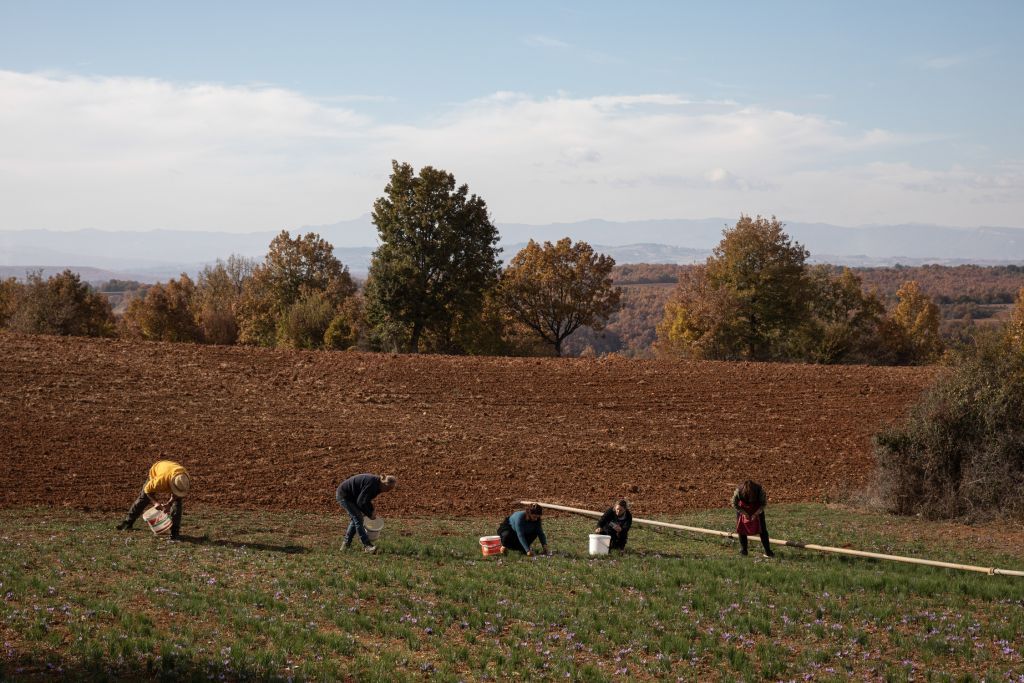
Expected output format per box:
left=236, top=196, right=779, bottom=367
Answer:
left=521, top=500, right=1024, bottom=578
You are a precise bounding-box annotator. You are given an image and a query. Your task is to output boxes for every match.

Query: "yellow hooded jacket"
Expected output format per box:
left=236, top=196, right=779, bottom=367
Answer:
left=144, top=460, right=188, bottom=496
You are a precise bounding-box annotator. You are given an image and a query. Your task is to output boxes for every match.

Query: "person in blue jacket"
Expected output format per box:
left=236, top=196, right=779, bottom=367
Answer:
left=336, top=473, right=396, bottom=553
left=497, top=503, right=549, bottom=556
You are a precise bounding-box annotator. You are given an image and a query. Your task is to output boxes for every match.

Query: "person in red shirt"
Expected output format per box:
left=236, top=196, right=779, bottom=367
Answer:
left=116, top=460, right=191, bottom=540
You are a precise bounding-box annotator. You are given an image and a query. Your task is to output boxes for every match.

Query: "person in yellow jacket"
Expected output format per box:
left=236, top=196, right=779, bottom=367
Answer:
left=116, top=460, right=191, bottom=539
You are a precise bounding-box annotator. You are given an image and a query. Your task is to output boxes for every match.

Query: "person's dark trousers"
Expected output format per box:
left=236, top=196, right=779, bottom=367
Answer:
left=122, top=489, right=183, bottom=536
left=497, top=517, right=526, bottom=553
left=737, top=512, right=772, bottom=555
left=600, top=525, right=628, bottom=550
left=338, top=495, right=371, bottom=547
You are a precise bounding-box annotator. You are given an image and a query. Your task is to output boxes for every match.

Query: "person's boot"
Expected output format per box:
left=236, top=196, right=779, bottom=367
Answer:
left=762, top=546, right=775, bottom=558
left=116, top=519, right=133, bottom=531
left=739, top=540, right=749, bottom=556
left=363, top=545, right=377, bottom=554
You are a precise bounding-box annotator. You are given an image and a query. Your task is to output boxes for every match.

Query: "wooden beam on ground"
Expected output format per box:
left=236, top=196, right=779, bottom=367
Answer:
left=521, top=500, right=1024, bottom=578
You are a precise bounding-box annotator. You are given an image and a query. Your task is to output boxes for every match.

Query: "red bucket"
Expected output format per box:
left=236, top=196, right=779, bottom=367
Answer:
left=479, top=536, right=504, bottom=557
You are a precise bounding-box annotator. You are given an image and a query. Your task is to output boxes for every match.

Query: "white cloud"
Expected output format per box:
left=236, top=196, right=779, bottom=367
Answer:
left=522, top=34, right=621, bottom=65
left=0, top=69, right=1021, bottom=233
left=918, top=54, right=970, bottom=70
left=523, top=34, right=571, bottom=49
left=913, top=48, right=993, bottom=71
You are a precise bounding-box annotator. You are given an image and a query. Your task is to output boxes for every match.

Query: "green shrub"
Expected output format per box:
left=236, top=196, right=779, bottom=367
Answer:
left=276, top=288, right=334, bottom=349
left=6, top=270, right=115, bottom=337
left=875, top=330, right=1024, bottom=518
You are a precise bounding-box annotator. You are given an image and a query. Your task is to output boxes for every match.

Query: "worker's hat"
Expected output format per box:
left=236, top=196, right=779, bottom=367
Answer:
left=171, top=473, right=191, bottom=498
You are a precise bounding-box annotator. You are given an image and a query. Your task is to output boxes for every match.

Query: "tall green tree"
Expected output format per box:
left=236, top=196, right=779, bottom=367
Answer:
left=238, top=231, right=356, bottom=348
left=497, top=238, right=622, bottom=356
left=657, top=215, right=812, bottom=360
left=793, top=267, right=887, bottom=364
left=365, top=161, right=501, bottom=353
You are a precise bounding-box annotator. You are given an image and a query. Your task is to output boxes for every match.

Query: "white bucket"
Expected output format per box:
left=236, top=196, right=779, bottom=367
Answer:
left=589, top=534, right=611, bottom=556
left=364, top=517, right=384, bottom=542
left=142, top=506, right=172, bottom=535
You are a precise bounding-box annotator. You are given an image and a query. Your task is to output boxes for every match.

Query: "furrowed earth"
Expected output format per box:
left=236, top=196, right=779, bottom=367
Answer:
left=0, top=332, right=937, bottom=517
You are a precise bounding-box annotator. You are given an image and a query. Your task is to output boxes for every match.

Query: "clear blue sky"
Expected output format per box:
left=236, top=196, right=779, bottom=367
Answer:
left=1, top=1, right=1022, bottom=232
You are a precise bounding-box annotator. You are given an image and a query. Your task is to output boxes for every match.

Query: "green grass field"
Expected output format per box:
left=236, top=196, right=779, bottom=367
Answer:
left=2, top=505, right=1022, bottom=681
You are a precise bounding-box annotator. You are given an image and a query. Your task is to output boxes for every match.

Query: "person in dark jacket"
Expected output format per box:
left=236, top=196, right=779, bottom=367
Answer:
left=497, top=503, right=549, bottom=556
left=732, top=479, right=774, bottom=557
left=336, top=473, right=396, bottom=553
left=594, top=499, right=632, bottom=550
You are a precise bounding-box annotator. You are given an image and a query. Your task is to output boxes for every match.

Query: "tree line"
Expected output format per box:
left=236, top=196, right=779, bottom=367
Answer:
left=656, top=215, right=950, bottom=365
left=4, top=163, right=1024, bottom=366
left=576, top=243, right=1024, bottom=360
left=0, top=162, right=621, bottom=358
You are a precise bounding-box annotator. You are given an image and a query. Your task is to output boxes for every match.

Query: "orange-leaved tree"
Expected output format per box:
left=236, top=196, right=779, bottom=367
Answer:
left=121, top=274, right=201, bottom=342
left=498, top=238, right=621, bottom=357
left=883, top=280, right=944, bottom=364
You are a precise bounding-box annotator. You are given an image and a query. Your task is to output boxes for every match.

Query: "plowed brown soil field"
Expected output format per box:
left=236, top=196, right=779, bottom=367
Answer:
left=0, top=332, right=938, bottom=517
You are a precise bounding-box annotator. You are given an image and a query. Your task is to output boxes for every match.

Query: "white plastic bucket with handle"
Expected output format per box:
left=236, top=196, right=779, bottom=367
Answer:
left=364, top=517, right=384, bottom=542
left=589, top=534, right=611, bottom=556
left=142, top=506, right=173, bottom=535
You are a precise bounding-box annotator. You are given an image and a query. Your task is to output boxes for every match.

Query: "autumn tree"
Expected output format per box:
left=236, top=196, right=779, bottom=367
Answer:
left=121, top=274, right=201, bottom=342
left=882, top=280, right=944, bottom=364
left=6, top=270, right=115, bottom=337
left=658, top=215, right=811, bottom=360
left=238, top=231, right=357, bottom=348
left=365, top=161, right=501, bottom=353
left=497, top=239, right=621, bottom=357
left=656, top=265, right=746, bottom=359
left=195, top=255, right=255, bottom=345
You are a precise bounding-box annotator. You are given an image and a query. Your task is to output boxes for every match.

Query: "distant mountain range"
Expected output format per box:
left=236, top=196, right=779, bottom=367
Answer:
left=2, top=217, right=1023, bottom=284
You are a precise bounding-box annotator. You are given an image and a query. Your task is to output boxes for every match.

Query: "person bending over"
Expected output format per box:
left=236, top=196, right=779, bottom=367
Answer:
left=498, top=503, right=549, bottom=557
left=116, top=459, right=191, bottom=540
left=732, top=479, right=774, bottom=558
left=336, top=473, right=397, bottom=554
left=594, top=499, right=633, bottom=550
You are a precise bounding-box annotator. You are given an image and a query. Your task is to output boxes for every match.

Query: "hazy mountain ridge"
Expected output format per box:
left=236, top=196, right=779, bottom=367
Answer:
left=2, top=217, right=1024, bottom=283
